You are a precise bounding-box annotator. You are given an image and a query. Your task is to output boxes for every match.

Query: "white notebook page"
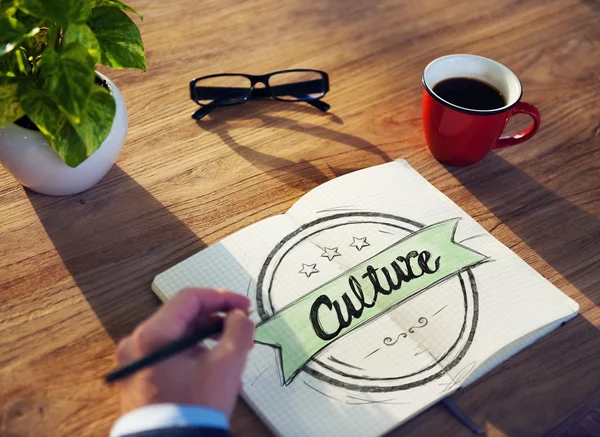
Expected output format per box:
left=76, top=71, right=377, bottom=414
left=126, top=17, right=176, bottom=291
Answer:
left=153, top=160, right=578, bottom=437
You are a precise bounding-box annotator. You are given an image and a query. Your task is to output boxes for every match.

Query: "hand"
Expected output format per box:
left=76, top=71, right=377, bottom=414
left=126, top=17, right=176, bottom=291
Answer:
left=115, top=288, right=254, bottom=416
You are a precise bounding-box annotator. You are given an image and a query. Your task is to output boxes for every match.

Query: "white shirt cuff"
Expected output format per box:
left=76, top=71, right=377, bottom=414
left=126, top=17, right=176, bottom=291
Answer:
left=110, top=404, right=229, bottom=437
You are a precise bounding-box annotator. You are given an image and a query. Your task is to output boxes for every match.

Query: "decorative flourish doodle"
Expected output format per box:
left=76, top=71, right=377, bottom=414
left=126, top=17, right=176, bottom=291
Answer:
left=383, top=317, right=429, bottom=346
left=383, top=332, right=408, bottom=346
left=408, top=317, right=428, bottom=333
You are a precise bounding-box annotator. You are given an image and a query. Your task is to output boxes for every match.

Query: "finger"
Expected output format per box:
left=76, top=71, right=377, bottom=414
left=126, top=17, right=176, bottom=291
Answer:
left=186, top=343, right=209, bottom=358
left=116, top=336, right=134, bottom=365
left=133, top=289, right=250, bottom=353
left=190, top=314, right=227, bottom=342
left=214, top=310, right=255, bottom=366
left=192, top=313, right=226, bottom=331
left=153, top=288, right=250, bottom=334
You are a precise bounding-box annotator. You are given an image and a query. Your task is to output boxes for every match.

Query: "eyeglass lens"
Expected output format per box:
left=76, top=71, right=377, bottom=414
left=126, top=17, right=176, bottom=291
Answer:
left=194, top=75, right=252, bottom=106
left=194, top=71, right=327, bottom=106
left=268, top=71, right=326, bottom=101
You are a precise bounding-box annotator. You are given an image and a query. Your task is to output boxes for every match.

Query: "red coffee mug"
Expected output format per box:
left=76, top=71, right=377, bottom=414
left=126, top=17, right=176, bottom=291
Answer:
left=422, top=54, right=541, bottom=166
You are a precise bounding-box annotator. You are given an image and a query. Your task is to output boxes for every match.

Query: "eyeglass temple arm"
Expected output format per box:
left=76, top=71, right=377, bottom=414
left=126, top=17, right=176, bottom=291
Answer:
left=249, top=87, right=329, bottom=111
left=193, top=96, right=329, bottom=119
left=252, top=82, right=330, bottom=112
left=192, top=80, right=330, bottom=118
left=255, top=81, right=329, bottom=111
left=192, top=104, right=215, bottom=120
left=307, top=99, right=330, bottom=112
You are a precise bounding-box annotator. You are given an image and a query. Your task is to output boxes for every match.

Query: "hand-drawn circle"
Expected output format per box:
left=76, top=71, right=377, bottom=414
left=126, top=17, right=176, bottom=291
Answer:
left=256, top=212, right=479, bottom=392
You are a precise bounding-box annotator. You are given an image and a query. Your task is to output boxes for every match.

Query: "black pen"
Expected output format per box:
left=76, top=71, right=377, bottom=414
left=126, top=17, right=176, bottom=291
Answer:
left=105, top=319, right=225, bottom=384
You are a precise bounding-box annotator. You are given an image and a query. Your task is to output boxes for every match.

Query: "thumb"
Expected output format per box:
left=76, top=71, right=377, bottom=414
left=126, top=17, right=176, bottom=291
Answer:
left=214, top=309, right=254, bottom=364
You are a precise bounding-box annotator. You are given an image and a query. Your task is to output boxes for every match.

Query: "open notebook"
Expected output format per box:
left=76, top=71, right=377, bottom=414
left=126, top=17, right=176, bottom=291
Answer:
left=153, top=160, right=578, bottom=436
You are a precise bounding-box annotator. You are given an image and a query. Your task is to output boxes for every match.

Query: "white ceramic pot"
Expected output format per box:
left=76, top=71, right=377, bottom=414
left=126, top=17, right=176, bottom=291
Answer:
left=0, top=71, right=127, bottom=196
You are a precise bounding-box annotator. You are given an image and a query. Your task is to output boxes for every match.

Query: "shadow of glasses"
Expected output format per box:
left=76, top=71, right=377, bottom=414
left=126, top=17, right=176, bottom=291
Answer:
left=194, top=100, right=393, bottom=193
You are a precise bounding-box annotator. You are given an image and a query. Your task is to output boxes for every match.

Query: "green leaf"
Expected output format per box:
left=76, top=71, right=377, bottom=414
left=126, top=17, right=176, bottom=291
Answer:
left=16, top=0, right=91, bottom=26
left=14, top=6, right=45, bottom=29
left=20, top=83, right=115, bottom=167
left=40, top=43, right=95, bottom=124
left=0, top=77, right=25, bottom=126
left=0, top=46, right=30, bottom=75
left=63, top=23, right=100, bottom=63
left=65, top=86, right=115, bottom=163
left=88, top=7, right=145, bottom=70
left=19, top=82, right=68, bottom=139
left=0, top=3, right=17, bottom=15
left=0, top=11, right=39, bottom=56
left=91, top=0, right=142, bottom=20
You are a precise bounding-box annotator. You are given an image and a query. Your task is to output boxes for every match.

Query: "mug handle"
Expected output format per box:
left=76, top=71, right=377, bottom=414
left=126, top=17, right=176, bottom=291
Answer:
left=493, top=102, right=541, bottom=149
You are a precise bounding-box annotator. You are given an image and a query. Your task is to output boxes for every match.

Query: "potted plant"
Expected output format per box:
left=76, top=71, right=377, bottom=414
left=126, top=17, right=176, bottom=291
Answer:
left=0, top=0, right=145, bottom=195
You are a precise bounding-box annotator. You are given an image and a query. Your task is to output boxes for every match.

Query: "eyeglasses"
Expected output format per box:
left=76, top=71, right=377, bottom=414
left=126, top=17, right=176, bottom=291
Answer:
left=189, top=69, right=330, bottom=120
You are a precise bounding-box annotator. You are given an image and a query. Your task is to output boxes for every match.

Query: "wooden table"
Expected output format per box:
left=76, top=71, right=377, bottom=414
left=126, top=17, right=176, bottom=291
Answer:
left=1, top=0, right=599, bottom=435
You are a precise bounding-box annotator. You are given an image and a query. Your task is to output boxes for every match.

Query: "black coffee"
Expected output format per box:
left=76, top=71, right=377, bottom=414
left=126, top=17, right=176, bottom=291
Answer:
left=432, top=77, right=506, bottom=110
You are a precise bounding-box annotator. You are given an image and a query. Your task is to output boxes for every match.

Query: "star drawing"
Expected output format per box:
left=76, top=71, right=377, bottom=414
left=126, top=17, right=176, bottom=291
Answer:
left=350, top=236, right=370, bottom=251
left=321, top=247, right=341, bottom=261
left=299, top=263, right=319, bottom=278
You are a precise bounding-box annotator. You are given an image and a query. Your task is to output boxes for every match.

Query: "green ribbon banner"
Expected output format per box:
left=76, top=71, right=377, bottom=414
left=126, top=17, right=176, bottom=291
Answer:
left=254, top=219, right=487, bottom=384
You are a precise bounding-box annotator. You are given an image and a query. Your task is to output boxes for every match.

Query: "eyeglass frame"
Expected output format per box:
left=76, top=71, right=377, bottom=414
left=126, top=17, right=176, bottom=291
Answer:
left=189, top=69, right=330, bottom=119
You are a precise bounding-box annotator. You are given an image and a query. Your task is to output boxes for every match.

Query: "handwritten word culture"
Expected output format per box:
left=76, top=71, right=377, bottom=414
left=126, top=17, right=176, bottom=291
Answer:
left=310, top=250, right=441, bottom=340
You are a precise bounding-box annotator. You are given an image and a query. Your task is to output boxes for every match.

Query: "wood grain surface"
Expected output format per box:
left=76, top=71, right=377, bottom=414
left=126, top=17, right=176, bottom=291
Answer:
left=1, top=0, right=599, bottom=435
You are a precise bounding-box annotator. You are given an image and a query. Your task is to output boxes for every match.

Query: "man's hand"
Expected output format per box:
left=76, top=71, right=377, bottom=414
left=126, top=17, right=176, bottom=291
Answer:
left=115, top=288, right=254, bottom=416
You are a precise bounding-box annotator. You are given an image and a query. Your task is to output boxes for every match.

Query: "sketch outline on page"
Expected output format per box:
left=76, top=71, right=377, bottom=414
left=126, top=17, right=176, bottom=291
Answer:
left=253, top=212, right=488, bottom=392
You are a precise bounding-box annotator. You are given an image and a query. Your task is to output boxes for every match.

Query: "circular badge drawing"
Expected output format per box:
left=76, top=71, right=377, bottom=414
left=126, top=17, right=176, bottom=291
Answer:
left=256, top=212, right=479, bottom=392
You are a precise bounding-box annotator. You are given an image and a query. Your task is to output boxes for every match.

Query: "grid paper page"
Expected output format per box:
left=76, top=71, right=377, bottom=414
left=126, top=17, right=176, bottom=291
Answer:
left=153, top=160, right=578, bottom=437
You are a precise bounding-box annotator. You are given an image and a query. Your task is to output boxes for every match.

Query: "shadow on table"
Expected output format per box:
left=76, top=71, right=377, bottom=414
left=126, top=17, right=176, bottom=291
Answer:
left=445, top=152, right=600, bottom=306
left=26, top=165, right=210, bottom=341
left=393, top=314, right=600, bottom=437
left=195, top=100, right=391, bottom=191
left=441, top=152, right=600, bottom=436
left=391, top=153, right=600, bottom=436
